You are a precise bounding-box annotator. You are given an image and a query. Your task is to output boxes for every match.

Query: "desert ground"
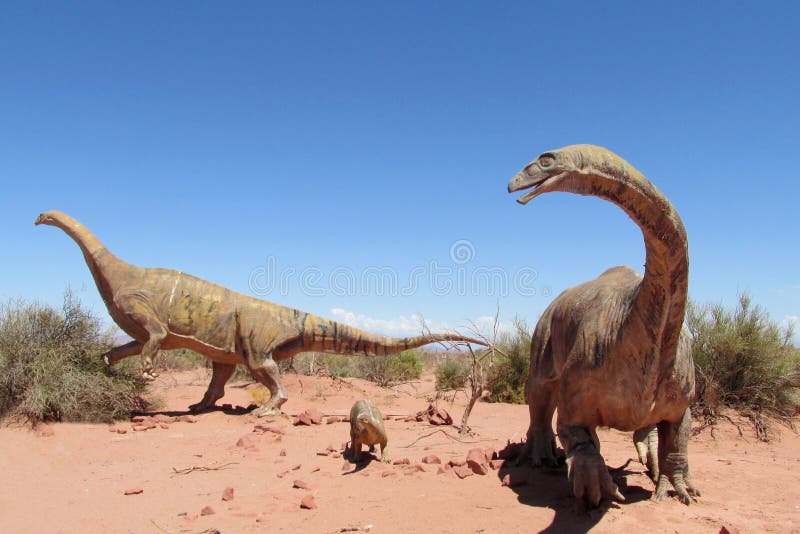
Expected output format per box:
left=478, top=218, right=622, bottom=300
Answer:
left=1, top=369, right=798, bottom=533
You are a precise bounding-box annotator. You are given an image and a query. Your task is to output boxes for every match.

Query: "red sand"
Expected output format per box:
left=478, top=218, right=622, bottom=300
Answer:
left=1, top=369, right=798, bottom=533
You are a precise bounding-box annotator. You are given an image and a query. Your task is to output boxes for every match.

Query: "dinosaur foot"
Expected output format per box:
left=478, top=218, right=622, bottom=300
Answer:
left=252, top=406, right=283, bottom=417
left=516, top=433, right=564, bottom=468
left=566, top=445, right=625, bottom=507
left=653, top=456, right=700, bottom=505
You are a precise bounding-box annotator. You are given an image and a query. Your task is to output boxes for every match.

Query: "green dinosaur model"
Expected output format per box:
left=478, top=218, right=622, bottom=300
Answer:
left=36, top=211, right=484, bottom=416
left=508, top=145, right=699, bottom=506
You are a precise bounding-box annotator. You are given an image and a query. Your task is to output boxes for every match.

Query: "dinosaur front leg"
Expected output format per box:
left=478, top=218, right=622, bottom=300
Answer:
left=102, top=340, right=143, bottom=365
left=517, top=378, right=561, bottom=467
left=654, top=408, right=700, bottom=505
left=189, top=361, right=236, bottom=413
left=114, top=294, right=168, bottom=380
left=249, top=356, right=289, bottom=417
left=558, top=425, right=625, bottom=507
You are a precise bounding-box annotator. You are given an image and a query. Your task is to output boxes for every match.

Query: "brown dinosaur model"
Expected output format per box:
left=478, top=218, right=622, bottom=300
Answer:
left=507, top=145, right=699, bottom=506
left=35, top=211, right=484, bottom=416
left=347, top=399, right=388, bottom=463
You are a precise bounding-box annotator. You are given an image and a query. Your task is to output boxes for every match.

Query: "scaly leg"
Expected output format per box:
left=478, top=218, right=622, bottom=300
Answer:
left=249, top=356, right=289, bottom=417
left=654, top=408, right=701, bottom=505
left=189, top=361, right=236, bottom=413
left=114, top=293, right=167, bottom=380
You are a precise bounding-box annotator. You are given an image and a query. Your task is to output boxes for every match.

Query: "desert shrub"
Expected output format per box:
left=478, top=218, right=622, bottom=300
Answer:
left=486, top=318, right=531, bottom=404
left=357, top=350, right=424, bottom=386
left=0, top=293, right=149, bottom=423
left=435, top=357, right=469, bottom=391
left=688, top=294, right=800, bottom=429
left=324, top=354, right=355, bottom=378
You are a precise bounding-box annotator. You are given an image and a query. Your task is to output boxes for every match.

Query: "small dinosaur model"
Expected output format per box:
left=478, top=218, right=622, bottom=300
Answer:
left=348, top=399, right=388, bottom=463
left=507, top=145, right=699, bottom=506
left=35, top=211, right=484, bottom=416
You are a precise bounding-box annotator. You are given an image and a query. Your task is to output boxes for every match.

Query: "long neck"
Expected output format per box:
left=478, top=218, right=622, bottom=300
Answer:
left=579, top=160, right=689, bottom=359
left=42, top=212, right=127, bottom=301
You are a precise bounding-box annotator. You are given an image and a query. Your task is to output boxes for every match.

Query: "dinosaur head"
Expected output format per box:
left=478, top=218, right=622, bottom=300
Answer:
left=508, top=144, right=628, bottom=204
left=35, top=211, right=58, bottom=226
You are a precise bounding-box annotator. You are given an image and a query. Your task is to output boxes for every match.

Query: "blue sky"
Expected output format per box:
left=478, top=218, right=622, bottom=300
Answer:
left=2, top=2, right=798, bottom=341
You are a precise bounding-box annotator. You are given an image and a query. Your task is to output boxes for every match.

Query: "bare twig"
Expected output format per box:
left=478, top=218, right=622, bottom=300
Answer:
left=171, top=462, right=238, bottom=476
left=401, top=428, right=486, bottom=447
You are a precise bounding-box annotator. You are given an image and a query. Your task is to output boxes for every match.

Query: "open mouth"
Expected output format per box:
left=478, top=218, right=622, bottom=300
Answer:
left=509, top=172, right=566, bottom=205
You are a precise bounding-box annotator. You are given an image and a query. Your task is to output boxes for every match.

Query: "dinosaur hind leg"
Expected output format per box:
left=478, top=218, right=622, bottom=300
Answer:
left=189, top=361, right=237, bottom=413
left=517, top=376, right=561, bottom=467
left=249, top=356, right=289, bottom=417
left=102, top=340, right=143, bottom=365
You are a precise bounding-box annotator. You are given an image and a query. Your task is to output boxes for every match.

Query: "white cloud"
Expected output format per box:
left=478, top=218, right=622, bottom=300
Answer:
left=329, top=308, right=518, bottom=341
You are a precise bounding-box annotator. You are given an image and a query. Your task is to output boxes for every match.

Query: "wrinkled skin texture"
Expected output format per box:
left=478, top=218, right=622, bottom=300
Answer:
left=348, top=399, right=389, bottom=463
left=508, top=145, right=700, bottom=506
left=36, top=211, right=484, bottom=416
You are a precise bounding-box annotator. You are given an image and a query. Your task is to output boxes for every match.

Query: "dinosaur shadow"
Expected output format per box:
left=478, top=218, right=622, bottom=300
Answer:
left=496, top=443, right=652, bottom=534
left=136, top=403, right=258, bottom=417
left=340, top=450, right=380, bottom=475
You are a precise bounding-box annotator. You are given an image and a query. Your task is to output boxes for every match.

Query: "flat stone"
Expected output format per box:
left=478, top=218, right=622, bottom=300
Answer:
left=454, top=465, right=474, bottom=479
left=222, top=487, right=234, bottom=501
left=200, top=505, right=215, bottom=516
left=421, top=455, right=441, bottom=464
left=124, top=488, right=143, bottom=495
left=293, top=479, right=312, bottom=490
left=466, top=448, right=489, bottom=475
left=300, top=494, right=317, bottom=510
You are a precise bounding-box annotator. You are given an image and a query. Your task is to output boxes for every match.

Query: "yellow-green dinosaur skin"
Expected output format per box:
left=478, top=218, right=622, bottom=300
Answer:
left=36, top=211, right=483, bottom=416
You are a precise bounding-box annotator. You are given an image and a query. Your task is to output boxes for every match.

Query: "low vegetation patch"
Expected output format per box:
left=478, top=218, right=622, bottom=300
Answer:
left=0, top=293, right=149, bottom=424
left=689, top=293, right=800, bottom=439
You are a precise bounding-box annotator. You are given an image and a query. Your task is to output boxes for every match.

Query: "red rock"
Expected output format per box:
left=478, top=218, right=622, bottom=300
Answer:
left=279, top=449, right=287, bottom=456
left=454, top=465, right=474, bottom=479
left=490, top=459, right=505, bottom=470
left=276, top=470, right=289, bottom=478
left=449, top=459, right=466, bottom=467
left=381, top=470, right=397, bottom=478
left=293, top=479, right=312, bottom=490
left=294, top=412, right=313, bottom=426
left=131, top=416, right=146, bottom=423
left=421, top=455, right=441, bottom=464
left=291, top=464, right=301, bottom=471
left=124, top=488, right=143, bottom=495
left=310, top=466, right=320, bottom=473
left=392, top=458, right=410, bottom=465
left=222, top=487, right=234, bottom=501
left=108, top=427, right=118, bottom=433
left=116, top=429, right=127, bottom=434
left=254, top=425, right=285, bottom=435
left=236, top=435, right=258, bottom=449
left=132, top=425, right=148, bottom=432
left=326, top=416, right=339, bottom=424
left=316, top=450, right=330, bottom=456
left=403, top=416, right=417, bottom=422
left=300, top=494, right=317, bottom=510
left=342, top=415, right=350, bottom=422
left=200, top=505, right=215, bottom=516
left=331, top=452, right=341, bottom=459
left=466, top=448, right=489, bottom=475
left=177, top=415, right=197, bottom=423
left=159, top=423, right=169, bottom=429
left=307, top=408, right=324, bottom=424
left=403, top=464, right=426, bottom=476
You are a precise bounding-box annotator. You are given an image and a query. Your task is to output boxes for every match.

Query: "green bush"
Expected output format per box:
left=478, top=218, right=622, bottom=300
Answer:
left=688, top=293, right=800, bottom=423
left=357, top=350, right=424, bottom=386
left=486, top=318, right=531, bottom=404
left=435, top=358, right=469, bottom=391
left=324, top=354, right=355, bottom=378
left=0, top=293, right=149, bottom=423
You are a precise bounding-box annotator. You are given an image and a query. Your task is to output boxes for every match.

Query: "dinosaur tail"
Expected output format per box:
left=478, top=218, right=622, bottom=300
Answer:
left=302, top=315, right=486, bottom=356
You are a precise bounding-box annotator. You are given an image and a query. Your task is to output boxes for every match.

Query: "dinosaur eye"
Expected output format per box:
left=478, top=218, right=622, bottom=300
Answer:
left=539, top=156, right=555, bottom=168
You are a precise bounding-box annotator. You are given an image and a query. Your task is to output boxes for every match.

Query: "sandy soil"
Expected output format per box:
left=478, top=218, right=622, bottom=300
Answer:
left=1, top=369, right=798, bottom=533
